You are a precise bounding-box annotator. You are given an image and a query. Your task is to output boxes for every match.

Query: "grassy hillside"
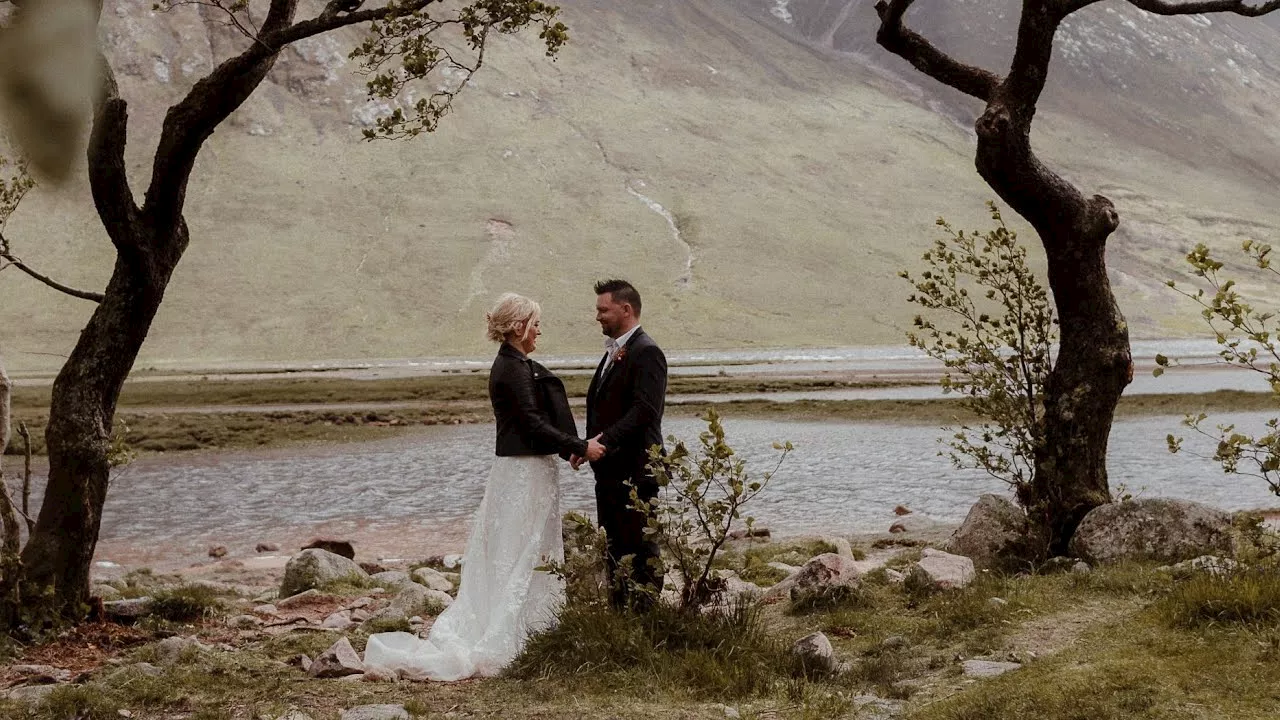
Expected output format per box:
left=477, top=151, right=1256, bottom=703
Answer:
left=3, top=0, right=1279, bottom=374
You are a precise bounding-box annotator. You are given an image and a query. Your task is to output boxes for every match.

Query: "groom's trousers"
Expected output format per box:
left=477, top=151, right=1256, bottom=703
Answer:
left=595, top=471, right=663, bottom=610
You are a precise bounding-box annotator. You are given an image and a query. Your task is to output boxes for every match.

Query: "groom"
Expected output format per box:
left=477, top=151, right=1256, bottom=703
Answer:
left=571, top=279, right=667, bottom=609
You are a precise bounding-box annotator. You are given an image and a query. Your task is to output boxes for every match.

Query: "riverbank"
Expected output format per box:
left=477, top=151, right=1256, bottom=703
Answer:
left=3, top=527, right=1279, bottom=720
left=4, top=369, right=1276, bottom=456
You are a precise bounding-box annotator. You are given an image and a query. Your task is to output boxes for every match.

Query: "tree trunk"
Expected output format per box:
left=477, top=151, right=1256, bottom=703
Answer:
left=19, top=226, right=184, bottom=621
left=970, top=9, right=1132, bottom=553
left=1026, top=226, right=1129, bottom=554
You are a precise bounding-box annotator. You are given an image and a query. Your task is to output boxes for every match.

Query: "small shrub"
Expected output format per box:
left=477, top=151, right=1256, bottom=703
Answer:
left=362, top=616, right=413, bottom=634
left=1157, top=567, right=1280, bottom=627
left=789, top=584, right=871, bottom=614
left=509, top=600, right=792, bottom=698
left=638, top=410, right=792, bottom=609
left=150, top=585, right=222, bottom=622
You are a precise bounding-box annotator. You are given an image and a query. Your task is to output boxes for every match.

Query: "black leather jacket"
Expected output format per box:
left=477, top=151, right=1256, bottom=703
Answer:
left=490, top=343, right=586, bottom=458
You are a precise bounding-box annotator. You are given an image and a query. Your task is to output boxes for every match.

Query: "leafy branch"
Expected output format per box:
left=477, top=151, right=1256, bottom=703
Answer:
left=900, top=202, right=1056, bottom=502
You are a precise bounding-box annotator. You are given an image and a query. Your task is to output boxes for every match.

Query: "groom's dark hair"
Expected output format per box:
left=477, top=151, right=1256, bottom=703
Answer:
left=594, top=278, right=642, bottom=316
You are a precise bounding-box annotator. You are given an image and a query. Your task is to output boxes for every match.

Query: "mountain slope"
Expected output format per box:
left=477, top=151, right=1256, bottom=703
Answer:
left=3, top=0, right=1279, bottom=373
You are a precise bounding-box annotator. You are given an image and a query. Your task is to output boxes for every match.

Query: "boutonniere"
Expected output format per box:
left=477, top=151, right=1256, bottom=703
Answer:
left=612, top=347, right=628, bottom=364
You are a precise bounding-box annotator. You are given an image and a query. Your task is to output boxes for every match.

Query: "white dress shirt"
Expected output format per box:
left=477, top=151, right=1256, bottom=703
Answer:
left=599, top=325, right=641, bottom=379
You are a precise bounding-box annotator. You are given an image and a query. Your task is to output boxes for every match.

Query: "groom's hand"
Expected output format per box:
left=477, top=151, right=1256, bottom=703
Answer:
left=585, top=434, right=607, bottom=462
left=569, top=454, right=584, bottom=470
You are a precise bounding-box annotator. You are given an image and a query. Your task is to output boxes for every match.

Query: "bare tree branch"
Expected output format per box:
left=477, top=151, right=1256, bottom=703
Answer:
left=158, top=0, right=264, bottom=45
left=140, top=0, right=449, bottom=231
left=1127, top=0, right=1280, bottom=15
left=873, top=0, right=1001, bottom=102
left=88, top=58, right=142, bottom=252
left=0, top=234, right=104, bottom=302
left=17, top=422, right=32, bottom=534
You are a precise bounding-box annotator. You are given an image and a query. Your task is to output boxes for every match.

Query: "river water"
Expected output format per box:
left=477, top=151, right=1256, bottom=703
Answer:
left=70, top=410, right=1280, bottom=567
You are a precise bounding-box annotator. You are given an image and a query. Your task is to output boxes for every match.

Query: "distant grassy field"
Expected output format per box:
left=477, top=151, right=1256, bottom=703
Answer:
left=5, top=375, right=1274, bottom=456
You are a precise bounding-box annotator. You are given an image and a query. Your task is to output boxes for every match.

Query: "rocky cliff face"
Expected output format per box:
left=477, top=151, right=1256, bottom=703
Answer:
left=4, top=0, right=1278, bottom=371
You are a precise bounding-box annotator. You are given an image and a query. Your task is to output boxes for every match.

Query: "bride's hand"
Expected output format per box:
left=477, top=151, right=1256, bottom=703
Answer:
left=569, top=454, right=584, bottom=470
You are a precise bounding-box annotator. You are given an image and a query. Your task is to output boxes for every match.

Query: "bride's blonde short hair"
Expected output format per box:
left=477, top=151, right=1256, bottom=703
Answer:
left=486, top=293, right=541, bottom=343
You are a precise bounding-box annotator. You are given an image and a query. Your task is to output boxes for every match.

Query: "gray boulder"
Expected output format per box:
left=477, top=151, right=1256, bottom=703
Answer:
left=906, top=548, right=976, bottom=590
left=309, top=637, right=364, bottom=678
left=791, top=631, right=838, bottom=676
left=155, top=636, right=207, bottom=665
left=766, top=553, right=862, bottom=602
left=411, top=566, right=454, bottom=593
left=6, top=684, right=58, bottom=702
left=1069, top=499, right=1235, bottom=564
left=370, top=571, right=413, bottom=589
left=279, top=549, right=369, bottom=598
left=944, top=494, right=1027, bottom=569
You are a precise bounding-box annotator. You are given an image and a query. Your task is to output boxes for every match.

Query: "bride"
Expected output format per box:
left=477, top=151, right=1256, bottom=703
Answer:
left=364, top=293, right=605, bottom=681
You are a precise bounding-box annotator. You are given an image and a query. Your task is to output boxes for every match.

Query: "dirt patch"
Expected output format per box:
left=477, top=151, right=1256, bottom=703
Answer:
left=2, top=623, right=151, bottom=685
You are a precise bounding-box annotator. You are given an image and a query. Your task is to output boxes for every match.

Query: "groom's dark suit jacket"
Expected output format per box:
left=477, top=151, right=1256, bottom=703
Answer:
left=586, top=328, right=668, bottom=485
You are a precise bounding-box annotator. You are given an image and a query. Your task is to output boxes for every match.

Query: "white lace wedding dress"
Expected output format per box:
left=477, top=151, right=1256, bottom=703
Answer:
left=363, top=455, right=565, bottom=681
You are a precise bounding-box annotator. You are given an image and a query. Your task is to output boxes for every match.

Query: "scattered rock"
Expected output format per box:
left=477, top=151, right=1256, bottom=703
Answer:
left=351, top=609, right=372, bottom=623
left=720, top=574, right=764, bottom=603
left=346, top=597, right=374, bottom=610
left=1070, top=499, right=1236, bottom=564
left=276, top=589, right=331, bottom=610
left=1072, top=561, right=1093, bottom=575
left=156, top=636, right=206, bottom=665
left=253, top=604, right=278, bottom=615
left=7, top=683, right=58, bottom=702
left=298, top=655, right=313, bottom=673
left=273, top=711, right=315, bottom=720
left=256, top=542, right=281, bottom=553
left=852, top=694, right=904, bottom=720
left=91, top=584, right=122, bottom=601
left=790, top=631, right=838, bottom=676
left=309, top=637, right=364, bottom=678
left=370, top=571, right=413, bottom=589
left=411, top=567, right=454, bottom=593
left=322, top=611, right=355, bottom=630
left=208, top=545, right=228, bottom=559
left=103, top=597, right=153, bottom=621
left=881, top=635, right=908, bottom=650
left=359, top=562, right=388, bottom=575
left=302, top=538, right=356, bottom=560
left=12, top=664, right=73, bottom=684
left=710, top=704, right=741, bottom=719
left=944, top=494, right=1028, bottom=569
left=279, top=549, right=369, bottom=598
left=339, top=704, right=409, bottom=720
left=771, top=553, right=863, bottom=603
left=767, top=561, right=800, bottom=576
left=227, top=614, right=261, bottom=629
left=1164, top=555, right=1240, bottom=577
left=894, top=505, right=912, bottom=516
left=824, top=536, right=854, bottom=559
left=906, top=548, right=976, bottom=590
left=253, top=590, right=277, bottom=603
left=988, top=597, right=1008, bottom=608
left=888, top=522, right=907, bottom=534
left=962, top=659, right=1022, bottom=677
left=727, top=527, right=771, bottom=540
left=442, top=553, right=463, bottom=569
left=884, top=569, right=905, bottom=584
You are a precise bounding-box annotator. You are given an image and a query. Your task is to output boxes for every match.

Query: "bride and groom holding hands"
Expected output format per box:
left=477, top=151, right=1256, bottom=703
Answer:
left=364, top=279, right=668, bottom=681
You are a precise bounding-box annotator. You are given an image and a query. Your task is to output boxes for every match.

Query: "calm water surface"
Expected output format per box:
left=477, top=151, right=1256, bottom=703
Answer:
left=55, top=412, right=1279, bottom=565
